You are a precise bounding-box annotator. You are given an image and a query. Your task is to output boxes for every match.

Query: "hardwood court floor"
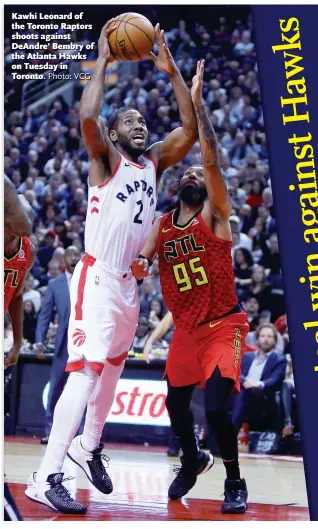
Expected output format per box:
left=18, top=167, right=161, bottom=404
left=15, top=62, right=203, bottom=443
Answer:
left=5, top=437, right=309, bottom=521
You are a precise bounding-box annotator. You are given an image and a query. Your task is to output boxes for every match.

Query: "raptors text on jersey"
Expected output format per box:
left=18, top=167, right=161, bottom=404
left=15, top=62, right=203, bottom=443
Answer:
left=85, top=153, right=157, bottom=271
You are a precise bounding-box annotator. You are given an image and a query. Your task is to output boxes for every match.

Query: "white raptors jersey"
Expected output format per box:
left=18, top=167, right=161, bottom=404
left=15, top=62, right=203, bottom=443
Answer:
left=85, top=153, right=157, bottom=271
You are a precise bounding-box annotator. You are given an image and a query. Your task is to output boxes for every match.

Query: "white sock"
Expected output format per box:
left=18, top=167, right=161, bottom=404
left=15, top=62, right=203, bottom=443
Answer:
left=80, top=361, right=125, bottom=452
left=36, top=366, right=98, bottom=482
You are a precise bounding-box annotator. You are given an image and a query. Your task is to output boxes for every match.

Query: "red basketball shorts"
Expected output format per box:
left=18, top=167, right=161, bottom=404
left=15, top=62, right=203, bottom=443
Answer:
left=166, top=312, right=249, bottom=394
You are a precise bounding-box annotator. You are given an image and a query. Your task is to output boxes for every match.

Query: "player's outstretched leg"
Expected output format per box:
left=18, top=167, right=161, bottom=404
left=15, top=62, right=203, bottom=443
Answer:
left=165, top=382, right=214, bottom=500
left=25, top=366, right=99, bottom=514
left=67, top=360, right=125, bottom=494
left=204, top=368, right=248, bottom=514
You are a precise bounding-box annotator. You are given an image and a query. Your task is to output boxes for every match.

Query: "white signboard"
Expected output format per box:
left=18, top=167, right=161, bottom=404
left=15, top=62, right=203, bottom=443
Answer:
left=108, top=379, right=170, bottom=427
left=43, top=378, right=170, bottom=427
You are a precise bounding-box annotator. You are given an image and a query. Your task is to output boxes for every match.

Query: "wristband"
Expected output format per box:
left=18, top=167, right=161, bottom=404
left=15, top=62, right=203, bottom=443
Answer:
left=136, top=255, right=152, bottom=286
left=138, top=254, right=153, bottom=267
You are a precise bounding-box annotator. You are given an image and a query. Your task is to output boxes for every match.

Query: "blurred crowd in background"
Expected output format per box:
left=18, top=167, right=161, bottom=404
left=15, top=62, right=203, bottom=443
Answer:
left=4, top=10, right=296, bottom=445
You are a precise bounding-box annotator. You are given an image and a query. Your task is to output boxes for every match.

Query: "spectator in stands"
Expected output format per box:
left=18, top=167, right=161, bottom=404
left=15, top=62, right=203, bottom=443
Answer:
left=228, top=176, right=246, bottom=209
left=131, top=315, right=150, bottom=353
left=140, top=277, right=160, bottom=315
left=23, top=300, right=38, bottom=344
left=281, top=354, right=295, bottom=437
left=54, top=218, right=74, bottom=249
left=37, top=231, right=56, bottom=271
left=246, top=265, right=272, bottom=313
left=233, top=248, right=253, bottom=291
left=246, top=179, right=264, bottom=210
left=18, top=168, right=44, bottom=198
left=67, top=188, right=87, bottom=218
left=229, top=215, right=252, bottom=251
left=232, top=323, right=287, bottom=433
left=151, top=258, right=161, bottom=294
left=259, top=232, right=281, bottom=277
left=237, top=204, right=253, bottom=234
left=39, top=259, right=62, bottom=287
left=245, top=310, right=285, bottom=354
left=244, top=296, right=261, bottom=332
left=258, top=204, right=276, bottom=234
left=23, top=273, right=41, bottom=313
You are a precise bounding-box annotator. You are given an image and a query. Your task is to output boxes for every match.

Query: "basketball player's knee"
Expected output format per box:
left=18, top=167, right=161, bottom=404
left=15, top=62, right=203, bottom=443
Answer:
left=205, top=408, right=229, bottom=429
left=165, top=393, right=183, bottom=417
left=69, top=366, right=99, bottom=392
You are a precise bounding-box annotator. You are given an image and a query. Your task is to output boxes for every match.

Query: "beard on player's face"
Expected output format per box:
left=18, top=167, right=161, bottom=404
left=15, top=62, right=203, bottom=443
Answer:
left=178, top=184, right=208, bottom=206
left=117, top=134, right=147, bottom=157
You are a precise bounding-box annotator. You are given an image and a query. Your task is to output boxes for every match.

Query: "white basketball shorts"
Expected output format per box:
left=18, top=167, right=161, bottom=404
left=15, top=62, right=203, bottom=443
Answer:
left=66, top=253, right=139, bottom=375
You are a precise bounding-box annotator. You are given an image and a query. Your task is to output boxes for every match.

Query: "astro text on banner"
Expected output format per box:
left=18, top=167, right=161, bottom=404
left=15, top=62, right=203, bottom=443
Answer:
left=252, top=6, right=318, bottom=520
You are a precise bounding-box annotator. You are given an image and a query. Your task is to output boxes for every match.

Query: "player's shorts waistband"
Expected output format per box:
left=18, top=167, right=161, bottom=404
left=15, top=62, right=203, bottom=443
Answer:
left=81, top=253, right=133, bottom=281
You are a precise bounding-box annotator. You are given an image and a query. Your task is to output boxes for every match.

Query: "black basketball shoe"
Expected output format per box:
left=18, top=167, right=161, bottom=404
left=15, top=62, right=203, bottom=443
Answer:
left=25, top=472, right=87, bottom=514
left=67, top=436, right=113, bottom=494
left=168, top=450, right=214, bottom=500
left=221, top=478, right=248, bottom=514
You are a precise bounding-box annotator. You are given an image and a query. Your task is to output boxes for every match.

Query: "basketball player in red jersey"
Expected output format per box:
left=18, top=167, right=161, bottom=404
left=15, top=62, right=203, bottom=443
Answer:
left=4, top=175, right=35, bottom=369
left=4, top=174, right=35, bottom=522
left=26, top=21, right=198, bottom=514
left=132, top=61, right=249, bottom=514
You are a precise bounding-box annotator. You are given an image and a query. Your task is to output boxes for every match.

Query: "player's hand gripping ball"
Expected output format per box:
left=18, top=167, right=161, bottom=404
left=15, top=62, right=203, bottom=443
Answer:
left=108, top=13, right=155, bottom=61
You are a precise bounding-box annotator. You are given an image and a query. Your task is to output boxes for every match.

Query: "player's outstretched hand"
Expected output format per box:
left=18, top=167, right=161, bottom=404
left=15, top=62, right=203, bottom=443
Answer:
left=191, top=59, right=205, bottom=107
left=98, top=19, right=118, bottom=62
left=4, top=344, right=20, bottom=370
left=150, top=24, right=177, bottom=76
left=131, top=258, right=151, bottom=279
left=143, top=339, right=153, bottom=364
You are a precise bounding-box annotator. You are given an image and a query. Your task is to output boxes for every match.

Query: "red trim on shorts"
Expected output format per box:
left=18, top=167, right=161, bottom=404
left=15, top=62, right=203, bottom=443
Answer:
left=143, top=153, right=157, bottom=172
left=65, top=359, right=85, bottom=373
left=98, top=155, right=122, bottom=189
left=90, top=196, right=99, bottom=203
left=88, top=361, right=104, bottom=375
left=74, top=253, right=96, bottom=320
left=107, top=351, right=128, bottom=366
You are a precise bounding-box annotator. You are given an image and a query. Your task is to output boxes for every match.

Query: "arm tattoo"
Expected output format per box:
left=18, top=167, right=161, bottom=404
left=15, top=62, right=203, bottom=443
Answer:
left=195, top=105, right=219, bottom=165
left=4, top=174, right=32, bottom=237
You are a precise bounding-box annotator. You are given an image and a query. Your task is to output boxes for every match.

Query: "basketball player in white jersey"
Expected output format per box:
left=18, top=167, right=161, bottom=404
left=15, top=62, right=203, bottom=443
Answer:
left=26, top=20, right=198, bottom=513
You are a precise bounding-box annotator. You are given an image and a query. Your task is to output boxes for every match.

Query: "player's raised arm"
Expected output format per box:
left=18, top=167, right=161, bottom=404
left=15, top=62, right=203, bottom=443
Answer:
left=148, top=25, right=198, bottom=176
left=80, top=20, right=119, bottom=166
left=4, top=174, right=33, bottom=237
left=191, top=60, right=231, bottom=220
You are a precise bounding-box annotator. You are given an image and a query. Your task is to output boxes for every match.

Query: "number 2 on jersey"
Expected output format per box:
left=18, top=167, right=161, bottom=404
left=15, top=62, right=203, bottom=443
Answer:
left=173, top=257, right=208, bottom=292
left=134, top=200, right=143, bottom=224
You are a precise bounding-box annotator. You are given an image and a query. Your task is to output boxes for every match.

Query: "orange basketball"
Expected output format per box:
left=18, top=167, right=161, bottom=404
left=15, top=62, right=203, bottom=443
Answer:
left=108, top=12, right=155, bottom=62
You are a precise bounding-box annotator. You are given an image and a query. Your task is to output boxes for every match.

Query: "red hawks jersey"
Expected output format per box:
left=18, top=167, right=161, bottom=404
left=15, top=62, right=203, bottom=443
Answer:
left=157, top=209, right=238, bottom=332
left=4, top=237, right=32, bottom=313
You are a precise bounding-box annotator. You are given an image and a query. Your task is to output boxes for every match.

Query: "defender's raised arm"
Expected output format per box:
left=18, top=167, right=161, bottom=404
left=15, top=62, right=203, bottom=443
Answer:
left=191, top=60, right=231, bottom=220
left=148, top=25, right=198, bottom=176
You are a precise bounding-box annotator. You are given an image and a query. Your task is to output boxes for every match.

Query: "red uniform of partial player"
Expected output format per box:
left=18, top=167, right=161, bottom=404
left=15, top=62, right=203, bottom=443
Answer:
left=4, top=237, right=32, bottom=313
left=157, top=209, right=249, bottom=393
